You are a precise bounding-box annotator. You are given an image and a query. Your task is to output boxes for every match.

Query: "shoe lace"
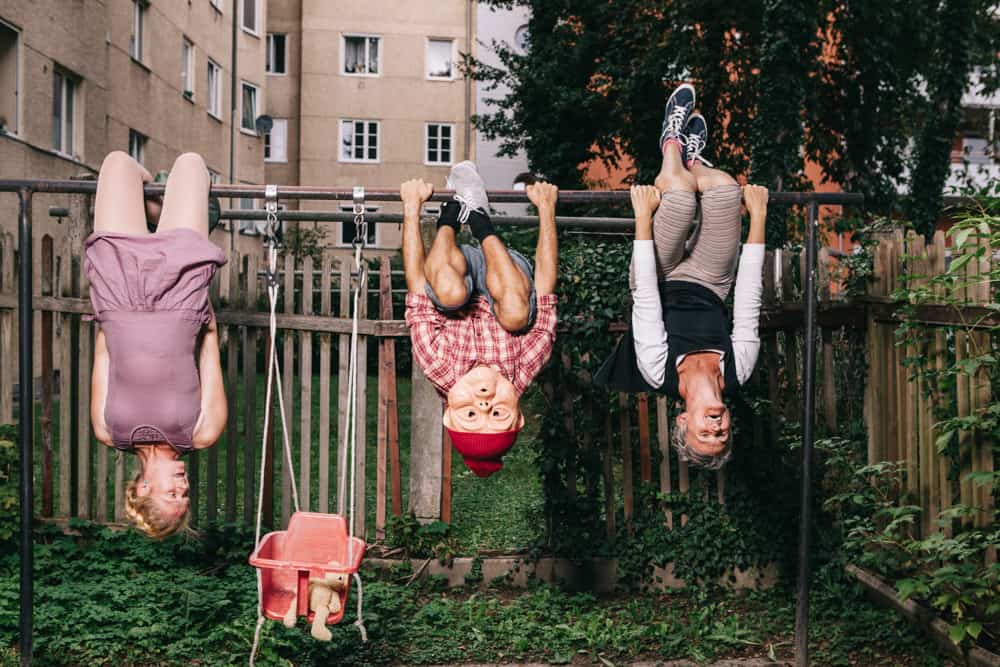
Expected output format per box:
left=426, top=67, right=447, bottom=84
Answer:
left=452, top=194, right=473, bottom=224
left=685, top=133, right=713, bottom=167
left=665, top=104, right=690, bottom=137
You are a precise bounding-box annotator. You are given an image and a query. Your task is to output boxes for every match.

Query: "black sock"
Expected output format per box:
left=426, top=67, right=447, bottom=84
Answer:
left=467, top=209, right=497, bottom=243
left=436, top=201, right=461, bottom=233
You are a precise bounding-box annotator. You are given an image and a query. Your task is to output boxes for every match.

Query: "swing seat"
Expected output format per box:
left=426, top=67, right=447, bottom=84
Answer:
left=249, top=512, right=366, bottom=625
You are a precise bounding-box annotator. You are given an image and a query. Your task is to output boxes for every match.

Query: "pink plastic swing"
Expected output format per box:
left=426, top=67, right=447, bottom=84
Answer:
left=249, top=512, right=366, bottom=624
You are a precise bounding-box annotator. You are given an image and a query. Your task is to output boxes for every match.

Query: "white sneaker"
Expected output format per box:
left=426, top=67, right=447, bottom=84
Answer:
left=446, top=161, right=489, bottom=221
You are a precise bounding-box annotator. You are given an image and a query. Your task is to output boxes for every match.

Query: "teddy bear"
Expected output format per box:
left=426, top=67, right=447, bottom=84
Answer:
left=305, top=572, right=349, bottom=641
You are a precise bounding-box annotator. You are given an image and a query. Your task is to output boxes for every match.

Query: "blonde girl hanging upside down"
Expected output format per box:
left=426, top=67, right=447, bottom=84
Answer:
left=87, top=151, right=228, bottom=538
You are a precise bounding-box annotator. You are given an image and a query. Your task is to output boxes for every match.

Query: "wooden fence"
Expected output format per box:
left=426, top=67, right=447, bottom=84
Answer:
left=865, top=230, right=996, bottom=536
left=0, top=214, right=994, bottom=542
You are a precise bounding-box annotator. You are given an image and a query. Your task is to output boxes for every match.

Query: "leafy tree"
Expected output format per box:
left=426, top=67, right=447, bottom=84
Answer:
left=468, top=0, right=1000, bottom=240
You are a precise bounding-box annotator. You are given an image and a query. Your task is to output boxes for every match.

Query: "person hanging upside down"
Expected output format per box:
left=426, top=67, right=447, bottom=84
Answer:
left=87, top=151, right=228, bottom=538
left=401, top=161, right=559, bottom=477
left=595, top=83, right=768, bottom=470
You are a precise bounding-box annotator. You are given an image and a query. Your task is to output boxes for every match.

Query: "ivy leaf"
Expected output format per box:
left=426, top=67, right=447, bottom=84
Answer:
left=948, top=623, right=968, bottom=644
left=953, top=228, right=972, bottom=249
left=948, top=254, right=973, bottom=274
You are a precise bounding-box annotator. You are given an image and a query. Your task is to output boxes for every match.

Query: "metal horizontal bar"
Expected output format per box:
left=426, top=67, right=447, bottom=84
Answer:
left=0, top=179, right=865, bottom=205
left=222, top=209, right=638, bottom=231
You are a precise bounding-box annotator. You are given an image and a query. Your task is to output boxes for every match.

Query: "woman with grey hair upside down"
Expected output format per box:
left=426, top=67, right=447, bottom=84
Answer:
left=595, top=82, right=768, bottom=470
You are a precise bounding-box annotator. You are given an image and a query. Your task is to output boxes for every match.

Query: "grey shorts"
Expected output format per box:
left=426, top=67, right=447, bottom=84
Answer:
left=425, top=244, right=538, bottom=332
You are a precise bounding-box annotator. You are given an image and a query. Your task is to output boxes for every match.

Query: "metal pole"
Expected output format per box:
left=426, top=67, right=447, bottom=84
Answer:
left=795, top=200, right=819, bottom=666
left=0, top=181, right=867, bottom=207
left=18, top=188, right=34, bottom=667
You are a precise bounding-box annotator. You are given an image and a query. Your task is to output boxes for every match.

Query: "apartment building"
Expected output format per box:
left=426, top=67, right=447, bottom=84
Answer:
left=263, top=0, right=476, bottom=251
left=0, top=0, right=266, bottom=244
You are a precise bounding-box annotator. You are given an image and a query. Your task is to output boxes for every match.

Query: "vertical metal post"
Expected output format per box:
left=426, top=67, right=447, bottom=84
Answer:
left=18, top=188, right=34, bottom=666
left=795, top=200, right=819, bottom=666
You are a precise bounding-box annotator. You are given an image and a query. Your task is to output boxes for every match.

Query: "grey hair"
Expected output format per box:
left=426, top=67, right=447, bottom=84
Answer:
left=670, top=419, right=733, bottom=470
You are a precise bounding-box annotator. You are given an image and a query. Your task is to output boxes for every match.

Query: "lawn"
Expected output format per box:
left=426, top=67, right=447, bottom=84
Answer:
left=0, top=523, right=955, bottom=667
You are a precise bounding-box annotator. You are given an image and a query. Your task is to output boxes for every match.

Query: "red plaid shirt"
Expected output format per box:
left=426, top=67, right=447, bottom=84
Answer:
left=405, top=293, right=558, bottom=397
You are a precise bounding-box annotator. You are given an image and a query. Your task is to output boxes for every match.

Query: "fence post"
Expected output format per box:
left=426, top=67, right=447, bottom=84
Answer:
left=408, top=219, right=444, bottom=523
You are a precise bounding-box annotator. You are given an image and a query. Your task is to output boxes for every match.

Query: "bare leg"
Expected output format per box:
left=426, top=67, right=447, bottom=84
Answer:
left=689, top=162, right=738, bottom=192
left=157, top=153, right=210, bottom=237
left=653, top=142, right=696, bottom=194
left=94, top=151, right=152, bottom=234
left=482, top=236, right=531, bottom=332
left=423, top=227, right=470, bottom=308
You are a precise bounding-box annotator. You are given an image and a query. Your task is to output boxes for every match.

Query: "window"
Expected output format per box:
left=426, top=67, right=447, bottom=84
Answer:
left=207, top=168, right=221, bottom=184
left=425, top=123, right=453, bottom=164
left=426, top=38, right=454, bottom=79
left=339, top=119, right=379, bottom=162
left=181, top=38, right=195, bottom=98
left=240, top=81, right=258, bottom=133
left=52, top=68, right=77, bottom=155
left=0, top=20, right=19, bottom=134
left=266, top=33, right=286, bottom=74
left=961, top=136, right=993, bottom=164
left=340, top=206, right=378, bottom=246
left=209, top=0, right=223, bottom=12
left=128, top=129, right=146, bottom=164
left=264, top=118, right=287, bottom=162
left=239, top=196, right=259, bottom=234
left=207, top=59, right=222, bottom=119
left=131, top=1, right=147, bottom=63
left=343, top=35, right=379, bottom=76
left=242, top=0, right=260, bottom=36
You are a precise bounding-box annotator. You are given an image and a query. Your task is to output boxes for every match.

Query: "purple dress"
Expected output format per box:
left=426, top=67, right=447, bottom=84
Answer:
left=85, top=228, right=227, bottom=453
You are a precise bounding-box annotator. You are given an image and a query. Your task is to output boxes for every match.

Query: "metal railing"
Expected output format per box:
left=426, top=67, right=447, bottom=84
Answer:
left=0, top=180, right=863, bottom=667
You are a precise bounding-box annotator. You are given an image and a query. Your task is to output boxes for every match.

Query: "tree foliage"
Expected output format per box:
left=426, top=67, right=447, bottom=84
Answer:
left=468, top=0, right=1000, bottom=239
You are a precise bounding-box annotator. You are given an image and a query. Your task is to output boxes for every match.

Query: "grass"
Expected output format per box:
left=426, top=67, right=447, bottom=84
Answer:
left=0, top=524, right=955, bottom=666
left=27, top=363, right=545, bottom=554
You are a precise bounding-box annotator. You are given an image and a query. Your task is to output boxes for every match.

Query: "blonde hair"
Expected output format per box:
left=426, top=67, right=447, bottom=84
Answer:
left=124, top=470, right=192, bottom=540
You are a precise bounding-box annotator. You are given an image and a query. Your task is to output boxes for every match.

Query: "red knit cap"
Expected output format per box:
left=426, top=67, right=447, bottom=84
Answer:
left=445, top=427, right=521, bottom=478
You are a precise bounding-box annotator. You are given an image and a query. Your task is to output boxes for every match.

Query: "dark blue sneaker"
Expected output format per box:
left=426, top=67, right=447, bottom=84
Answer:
left=683, top=112, right=713, bottom=167
left=659, top=83, right=696, bottom=153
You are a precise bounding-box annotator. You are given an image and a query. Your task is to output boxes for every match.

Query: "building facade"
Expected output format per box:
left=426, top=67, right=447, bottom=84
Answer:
left=263, top=0, right=476, bottom=251
left=0, top=0, right=267, bottom=245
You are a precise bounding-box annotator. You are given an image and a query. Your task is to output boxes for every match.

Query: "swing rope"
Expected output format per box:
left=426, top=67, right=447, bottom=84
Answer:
left=249, top=186, right=368, bottom=666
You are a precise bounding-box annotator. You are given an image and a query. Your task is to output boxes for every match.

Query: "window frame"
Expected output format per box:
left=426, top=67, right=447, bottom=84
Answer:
left=181, top=37, right=195, bottom=100
left=241, top=0, right=261, bottom=37
left=239, top=80, right=260, bottom=135
left=341, top=34, right=381, bottom=77
left=424, top=122, right=455, bottom=166
left=207, top=58, right=223, bottom=120
left=51, top=67, right=78, bottom=157
left=338, top=118, right=381, bottom=163
left=264, top=118, right=288, bottom=162
left=209, top=0, right=223, bottom=13
left=266, top=33, right=287, bottom=75
left=0, top=18, right=21, bottom=136
left=130, top=1, right=147, bottom=64
left=338, top=205, right=380, bottom=247
left=425, top=37, right=456, bottom=81
left=128, top=129, right=147, bottom=165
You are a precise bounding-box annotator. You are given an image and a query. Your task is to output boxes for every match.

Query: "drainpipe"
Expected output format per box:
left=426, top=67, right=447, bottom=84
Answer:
left=464, top=0, right=473, bottom=160
left=229, top=0, right=239, bottom=254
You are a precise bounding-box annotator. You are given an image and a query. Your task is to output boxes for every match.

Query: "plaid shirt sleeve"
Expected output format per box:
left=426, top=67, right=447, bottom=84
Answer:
left=513, top=293, right=558, bottom=393
left=405, top=293, right=456, bottom=392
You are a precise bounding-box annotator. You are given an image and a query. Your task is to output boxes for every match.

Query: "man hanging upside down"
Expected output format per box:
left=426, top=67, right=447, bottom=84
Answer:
left=595, top=83, right=769, bottom=470
left=401, top=161, right=559, bottom=477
